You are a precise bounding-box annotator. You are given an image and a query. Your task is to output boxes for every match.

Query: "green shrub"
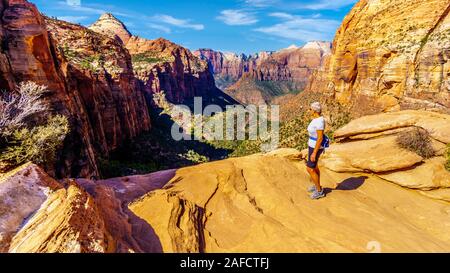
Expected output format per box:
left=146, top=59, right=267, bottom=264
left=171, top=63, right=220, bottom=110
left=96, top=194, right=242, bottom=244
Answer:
left=182, top=150, right=209, bottom=164
left=0, top=115, right=70, bottom=169
left=396, top=127, right=435, bottom=159
left=131, top=52, right=172, bottom=64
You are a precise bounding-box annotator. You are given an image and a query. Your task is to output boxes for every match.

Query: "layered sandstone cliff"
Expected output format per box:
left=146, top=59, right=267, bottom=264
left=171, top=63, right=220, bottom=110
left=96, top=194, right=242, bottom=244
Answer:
left=307, top=0, right=450, bottom=113
left=2, top=110, right=449, bottom=253
left=0, top=0, right=151, bottom=178
left=89, top=14, right=224, bottom=105
left=194, top=49, right=272, bottom=89
left=226, top=42, right=331, bottom=104
left=126, top=37, right=219, bottom=104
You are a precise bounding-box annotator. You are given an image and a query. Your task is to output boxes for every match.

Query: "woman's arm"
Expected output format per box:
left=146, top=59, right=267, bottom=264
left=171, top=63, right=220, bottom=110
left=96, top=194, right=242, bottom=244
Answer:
left=311, top=130, right=324, bottom=162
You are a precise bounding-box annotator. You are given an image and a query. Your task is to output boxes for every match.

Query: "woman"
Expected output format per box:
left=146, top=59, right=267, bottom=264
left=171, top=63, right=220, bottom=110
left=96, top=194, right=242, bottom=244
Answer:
left=306, top=102, right=326, bottom=200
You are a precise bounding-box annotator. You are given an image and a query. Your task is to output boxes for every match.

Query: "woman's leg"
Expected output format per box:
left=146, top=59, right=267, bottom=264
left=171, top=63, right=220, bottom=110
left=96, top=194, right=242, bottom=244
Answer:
left=307, top=166, right=322, bottom=192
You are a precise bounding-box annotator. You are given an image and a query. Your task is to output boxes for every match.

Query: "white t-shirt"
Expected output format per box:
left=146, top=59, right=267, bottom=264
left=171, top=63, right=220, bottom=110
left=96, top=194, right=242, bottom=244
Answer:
left=307, top=116, right=325, bottom=148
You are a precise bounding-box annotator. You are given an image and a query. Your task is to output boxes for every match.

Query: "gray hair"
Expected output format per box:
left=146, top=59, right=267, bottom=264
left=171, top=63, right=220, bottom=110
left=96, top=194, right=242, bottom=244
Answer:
left=310, top=102, right=322, bottom=113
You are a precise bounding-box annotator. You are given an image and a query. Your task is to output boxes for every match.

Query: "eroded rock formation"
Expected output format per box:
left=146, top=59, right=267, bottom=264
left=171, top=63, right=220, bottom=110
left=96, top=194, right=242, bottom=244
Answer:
left=126, top=37, right=219, bottom=104
left=225, top=42, right=331, bottom=104
left=307, top=0, right=450, bottom=113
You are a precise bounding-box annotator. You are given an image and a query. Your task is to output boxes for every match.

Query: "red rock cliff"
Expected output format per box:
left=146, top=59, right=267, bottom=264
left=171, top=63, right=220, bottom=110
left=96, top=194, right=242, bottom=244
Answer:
left=0, top=0, right=151, bottom=178
left=126, top=37, right=218, bottom=104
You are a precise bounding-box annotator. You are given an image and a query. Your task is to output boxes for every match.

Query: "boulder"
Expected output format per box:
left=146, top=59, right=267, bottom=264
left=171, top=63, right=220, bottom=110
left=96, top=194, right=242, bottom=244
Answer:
left=321, top=136, right=424, bottom=173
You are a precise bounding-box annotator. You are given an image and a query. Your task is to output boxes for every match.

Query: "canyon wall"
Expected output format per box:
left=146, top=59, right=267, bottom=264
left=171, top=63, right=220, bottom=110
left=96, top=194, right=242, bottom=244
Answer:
left=225, top=42, right=331, bottom=104
left=0, top=0, right=151, bottom=178
left=126, top=37, right=219, bottom=104
left=307, top=0, right=450, bottom=114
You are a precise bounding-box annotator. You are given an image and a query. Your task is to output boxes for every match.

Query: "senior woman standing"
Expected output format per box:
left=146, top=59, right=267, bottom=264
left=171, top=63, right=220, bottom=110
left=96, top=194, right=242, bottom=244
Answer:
left=306, top=102, right=326, bottom=200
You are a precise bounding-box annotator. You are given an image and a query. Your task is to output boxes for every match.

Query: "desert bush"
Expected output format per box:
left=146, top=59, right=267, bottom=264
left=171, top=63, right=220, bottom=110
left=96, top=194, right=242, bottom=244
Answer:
left=396, top=127, right=435, bottom=159
left=0, top=115, right=70, bottom=168
left=0, top=81, right=49, bottom=136
left=0, top=82, right=70, bottom=171
left=182, top=150, right=209, bottom=164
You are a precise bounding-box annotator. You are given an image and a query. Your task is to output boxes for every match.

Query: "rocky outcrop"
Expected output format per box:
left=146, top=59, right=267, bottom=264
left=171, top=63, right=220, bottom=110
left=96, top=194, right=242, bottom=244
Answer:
left=323, top=110, right=450, bottom=200
left=0, top=163, right=110, bottom=253
left=126, top=37, right=219, bottom=104
left=307, top=0, right=450, bottom=114
left=0, top=0, right=151, bottom=178
left=2, top=111, right=450, bottom=253
left=0, top=163, right=173, bottom=253
left=88, top=13, right=132, bottom=44
left=225, top=42, right=331, bottom=104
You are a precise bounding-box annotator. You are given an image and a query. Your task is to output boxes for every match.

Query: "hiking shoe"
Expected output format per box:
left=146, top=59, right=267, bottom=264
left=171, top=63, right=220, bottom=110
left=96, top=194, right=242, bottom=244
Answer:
left=307, top=185, right=317, bottom=193
left=310, top=189, right=325, bottom=200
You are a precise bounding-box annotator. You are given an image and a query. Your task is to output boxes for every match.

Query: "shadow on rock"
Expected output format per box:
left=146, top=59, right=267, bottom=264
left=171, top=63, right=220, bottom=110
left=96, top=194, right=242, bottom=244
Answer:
left=324, top=176, right=368, bottom=195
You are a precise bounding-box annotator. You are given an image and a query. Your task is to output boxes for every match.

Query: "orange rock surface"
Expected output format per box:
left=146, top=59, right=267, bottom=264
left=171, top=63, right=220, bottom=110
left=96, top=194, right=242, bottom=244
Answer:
left=307, top=0, right=450, bottom=113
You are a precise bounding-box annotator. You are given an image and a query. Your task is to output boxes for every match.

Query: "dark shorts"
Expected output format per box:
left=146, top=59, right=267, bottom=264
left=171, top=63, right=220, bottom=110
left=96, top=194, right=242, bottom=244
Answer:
left=306, top=147, right=324, bottom=169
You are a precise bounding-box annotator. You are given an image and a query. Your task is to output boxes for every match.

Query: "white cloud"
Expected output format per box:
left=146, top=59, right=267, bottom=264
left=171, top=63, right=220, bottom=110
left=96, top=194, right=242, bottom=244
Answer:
left=244, top=0, right=279, bottom=7
left=268, top=12, right=294, bottom=20
left=54, top=1, right=131, bottom=17
left=301, top=0, right=358, bottom=10
left=153, top=14, right=204, bottom=30
left=147, top=23, right=172, bottom=34
left=217, top=10, right=258, bottom=26
left=56, top=1, right=105, bottom=14
left=254, top=13, right=340, bottom=41
left=58, top=16, right=88, bottom=23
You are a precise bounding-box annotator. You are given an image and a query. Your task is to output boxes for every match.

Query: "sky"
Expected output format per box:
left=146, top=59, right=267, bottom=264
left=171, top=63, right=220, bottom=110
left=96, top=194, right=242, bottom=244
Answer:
left=32, top=0, right=357, bottom=55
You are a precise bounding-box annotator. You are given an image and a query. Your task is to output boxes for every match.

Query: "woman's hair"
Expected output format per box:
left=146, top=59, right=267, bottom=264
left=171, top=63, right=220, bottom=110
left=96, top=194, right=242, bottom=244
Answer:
left=310, top=102, right=322, bottom=114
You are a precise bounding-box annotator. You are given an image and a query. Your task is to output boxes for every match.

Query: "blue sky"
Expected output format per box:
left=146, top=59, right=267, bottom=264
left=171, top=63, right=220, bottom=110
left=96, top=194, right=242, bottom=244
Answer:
left=32, top=0, right=357, bottom=54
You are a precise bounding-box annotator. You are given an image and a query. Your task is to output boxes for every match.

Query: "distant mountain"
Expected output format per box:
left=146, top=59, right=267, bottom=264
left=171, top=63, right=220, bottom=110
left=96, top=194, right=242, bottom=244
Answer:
left=224, top=41, right=332, bottom=105
left=89, top=14, right=235, bottom=106
left=89, top=13, right=132, bottom=44
left=194, top=49, right=273, bottom=90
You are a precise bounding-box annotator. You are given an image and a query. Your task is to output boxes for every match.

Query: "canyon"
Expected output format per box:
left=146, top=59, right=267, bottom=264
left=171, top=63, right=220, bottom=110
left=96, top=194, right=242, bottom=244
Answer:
left=1, top=110, right=449, bottom=253
left=196, top=42, right=331, bottom=105
left=0, top=0, right=449, bottom=254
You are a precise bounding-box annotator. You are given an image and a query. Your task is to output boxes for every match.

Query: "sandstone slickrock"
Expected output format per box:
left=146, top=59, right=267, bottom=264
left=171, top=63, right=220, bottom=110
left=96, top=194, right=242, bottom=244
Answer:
left=129, top=150, right=450, bottom=253
left=0, top=164, right=109, bottom=253
left=307, top=0, right=450, bottom=113
left=0, top=0, right=151, bottom=178
left=2, top=114, right=450, bottom=252
left=334, top=110, right=450, bottom=143
left=0, top=163, right=173, bottom=253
